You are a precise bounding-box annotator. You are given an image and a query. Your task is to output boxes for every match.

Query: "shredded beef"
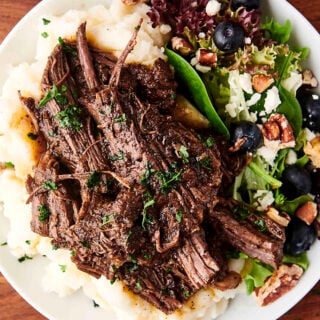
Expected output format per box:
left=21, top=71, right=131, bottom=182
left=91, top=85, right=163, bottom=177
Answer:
left=20, top=22, right=285, bottom=314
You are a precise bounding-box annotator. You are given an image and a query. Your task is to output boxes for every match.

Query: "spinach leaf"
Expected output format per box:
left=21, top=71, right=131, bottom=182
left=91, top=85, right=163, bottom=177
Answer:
left=276, top=85, right=302, bottom=137
left=165, top=48, right=229, bottom=138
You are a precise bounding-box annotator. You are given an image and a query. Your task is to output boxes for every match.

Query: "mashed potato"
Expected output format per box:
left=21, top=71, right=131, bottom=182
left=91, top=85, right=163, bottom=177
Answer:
left=0, top=1, right=243, bottom=319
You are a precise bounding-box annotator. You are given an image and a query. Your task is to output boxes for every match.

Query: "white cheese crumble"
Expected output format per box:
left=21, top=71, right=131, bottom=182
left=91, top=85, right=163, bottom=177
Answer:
left=285, top=149, right=298, bottom=165
left=205, top=0, right=221, bottom=16
left=281, top=71, right=302, bottom=94
left=264, top=86, right=281, bottom=114
left=254, top=190, right=275, bottom=211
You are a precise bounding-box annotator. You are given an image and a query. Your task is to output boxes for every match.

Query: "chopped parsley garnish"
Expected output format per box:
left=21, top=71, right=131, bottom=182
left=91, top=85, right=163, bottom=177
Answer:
left=142, top=199, right=155, bottom=230
left=232, top=204, right=250, bottom=220
left=18, top=254, right=33, bottom=263
left=39, top=84, right=68, bottom=107
left=155, top=168, right=183, bottom=194
left=140, top=162, right=154, bottom=189
left=136, top=279, right=143, bottom=291
left=175, top=210, right=183, bottom=223
left=101, top=214, right=115, bottom=227
left=25, top=240, right=31, bottom=245
left=42, top=180, right=58, bottom=190
left=99, top=109, right=106, bottom=115
left=254, top=219, right=267, bottom=232
left=205, top=137, right=215, bottom=147
left=87, top=171, right=101, bottom=189
left=81, top=241, right=90, bottom=248
left=110, top=275, right=120, bottom=285
left=41, top=32, right=49, bottom=38
left=27, top=132, right=38, bottom=140
left=114, top=114, right=126, bottom=123
left=42, top=18, right=51, bottom=25
left=48, top=130, right=58, bottom=137
left=183, top=290, right=190, bottom=298
left=179, top=145, right=189, bottom=163
left=198, top=156, right=213, bottom=171
left=135, top=25, right=141, bottom=31
left=55, top=105, right=83, bottom=131
left=143, top=254, right=152, bottom=261
left=4, top=162, right=14, bottom=168
left=70, top=249, right=76, bottom=257
left=59, top=264, right=67, bottom=272
left=38, top=205, right=51, bottom=222
left=109, top=150, right=125, bottom=161
left=58, top=37, right=78, bottom=56
left=52, top=244, right=59, bottom=250
left=93, top=300, right=100, bottom=308
left=1, top=241, right=8, bottom=246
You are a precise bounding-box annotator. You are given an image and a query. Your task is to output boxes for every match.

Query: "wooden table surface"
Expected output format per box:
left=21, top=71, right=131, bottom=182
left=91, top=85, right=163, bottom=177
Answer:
left=0, top=0, right=320, bottom=319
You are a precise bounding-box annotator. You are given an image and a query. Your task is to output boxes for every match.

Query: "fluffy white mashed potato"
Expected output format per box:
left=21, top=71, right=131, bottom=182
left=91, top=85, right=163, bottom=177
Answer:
left=0, top=1, right=243, bottom=319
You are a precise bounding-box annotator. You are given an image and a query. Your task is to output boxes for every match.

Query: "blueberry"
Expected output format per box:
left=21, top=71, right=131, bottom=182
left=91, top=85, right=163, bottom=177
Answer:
left=281, top=165, right=312, bottom=200
left=297, top=93, right=320, bottom=132
left=284, top=217, right=316, bottom=256
left=231, top=0, right=260, bottom=11
left=230, top=121, right=263, bottom=153
left=213, top=21, right=245, bottom=53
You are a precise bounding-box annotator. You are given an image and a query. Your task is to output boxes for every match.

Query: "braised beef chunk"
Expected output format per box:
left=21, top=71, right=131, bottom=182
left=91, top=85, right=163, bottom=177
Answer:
left=22, top=22, right=285, bottom=314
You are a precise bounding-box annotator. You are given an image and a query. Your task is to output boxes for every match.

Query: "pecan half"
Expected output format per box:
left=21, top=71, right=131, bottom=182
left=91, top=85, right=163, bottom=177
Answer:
left=262, top=113, right=295, bottom=143
left=255, top=264, right=303, bottom=306
left=171, top=37, right=194, bottom=56
left=196, top=49, right=217, bottom=67
left=252, top=74, right=274, bottom=93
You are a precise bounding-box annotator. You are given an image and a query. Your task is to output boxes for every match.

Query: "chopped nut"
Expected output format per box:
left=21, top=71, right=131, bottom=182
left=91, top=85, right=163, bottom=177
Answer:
left=171, top=37, right=194, bottom=56
left=266, top=207, right=291, bottom=227
left=304, top=136, right=320, bottom=168
left=213, top=271, right=242, bottom=291
left=262, top=113, right=295, bottom=144
left=302, top=69, right=318, bottom=88
left=252, top=74, right=274, bottom=93
left=295, top=201, right=318, bottom=225
left=196, top=49, right=217, bottom=67
left=255, top=264, right=303, bottom=306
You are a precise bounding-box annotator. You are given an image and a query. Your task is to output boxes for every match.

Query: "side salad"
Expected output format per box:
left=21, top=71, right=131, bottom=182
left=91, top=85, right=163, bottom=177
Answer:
left=149, top=0, right=320, bottom=299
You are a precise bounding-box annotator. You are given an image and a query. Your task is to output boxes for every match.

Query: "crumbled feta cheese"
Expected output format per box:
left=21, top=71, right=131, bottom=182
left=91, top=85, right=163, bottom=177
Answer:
left=239, top=73, right=253, bottom=94
left=198, top=32, right=206, bottom=39
left=281, top=72, right=302, bottom=94
left=264, top=86, right=281, bottom=114
left=312, top=94, right=319, bottom=100
left=247, top=93, right=261, bottom=107
left=285, top=149, right=298, bottom=165
left=195, top=64, right=211, bottom=73
left=244, top=37, right=252, bottom=45
left=205, top=0, right=221, bottom=16
left=190, top=57, right=198, bottom=66
left=254, top=190, right=274, bottom=211
left=305, top=128, right=316, bottom=141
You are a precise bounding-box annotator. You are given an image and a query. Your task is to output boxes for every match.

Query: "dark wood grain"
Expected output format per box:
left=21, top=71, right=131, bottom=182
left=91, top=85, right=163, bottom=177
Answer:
left=0, top=1, right=320, bottom=319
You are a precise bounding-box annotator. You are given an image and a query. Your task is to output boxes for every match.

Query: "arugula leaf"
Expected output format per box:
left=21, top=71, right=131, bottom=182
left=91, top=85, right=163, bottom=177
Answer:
left=276, top=194, right=313, bottom=215
left=39, top=84, right=68, bottom=107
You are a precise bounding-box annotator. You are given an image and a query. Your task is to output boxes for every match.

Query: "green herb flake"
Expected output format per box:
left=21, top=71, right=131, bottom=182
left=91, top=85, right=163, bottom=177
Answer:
left=1, top=241, right=7, bottom=246
left=109, top=150, right=125, bottom=161
left=142, top=199, right=155, bottom=230
left=110, top=275, right=120, bottom=285
left=101, top=214, right=115, bottom=227
left=39, top=84, right=68, bottom=108
left=52, top=244, right=59, bottom=251
left=48, top=130, right=58, bottom=137
left=18, top=255, right=33, bottom=263
left=155, top=168, right=183, bottom=194
left=205, top=137, right=215, bottom=148
left=198, top=157, right=213, bottom=171
left=183, top=290, right=190, bottom=298
left=70, top=249, right=76, bottom=257
left=179, top=145, right=189, bottom=163
left=42, top=18, right=51, bottom=25
left=59, top=264, right=67, bottom=272
left=4, top=162, right=14, bottom=168
left=175, top=210, right=183, bottom=223
left=55, top=105, right=83, bottom=131
left=135, top=25, right=141, bottom=31
left=38, top=205, right=51, bottom=222
left=136, top=279, right=143, bottom=291
left=58, top=37, right=78, bottom=56
left=114, top=114, right=127, bottom=123
left=41, top=32, right=49, bottom=38
left=81, top=241, right=90, bottom=248
left=87, top=171, right=101, bottom=189
left=93, top=300, right=100, bottom=308
left=232, top=205, right=250, bottom=220
left=27, top=132, right=38, bottom=140
left=253, top=219, right=267, bottom=232
left=42, top=180, right=58, bottom=190
left=25, top=240, right=31, bottom=245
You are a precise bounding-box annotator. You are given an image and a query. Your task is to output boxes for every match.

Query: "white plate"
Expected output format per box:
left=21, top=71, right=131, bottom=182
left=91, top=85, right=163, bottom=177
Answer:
left=0, top=1, right=319, bottom=319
